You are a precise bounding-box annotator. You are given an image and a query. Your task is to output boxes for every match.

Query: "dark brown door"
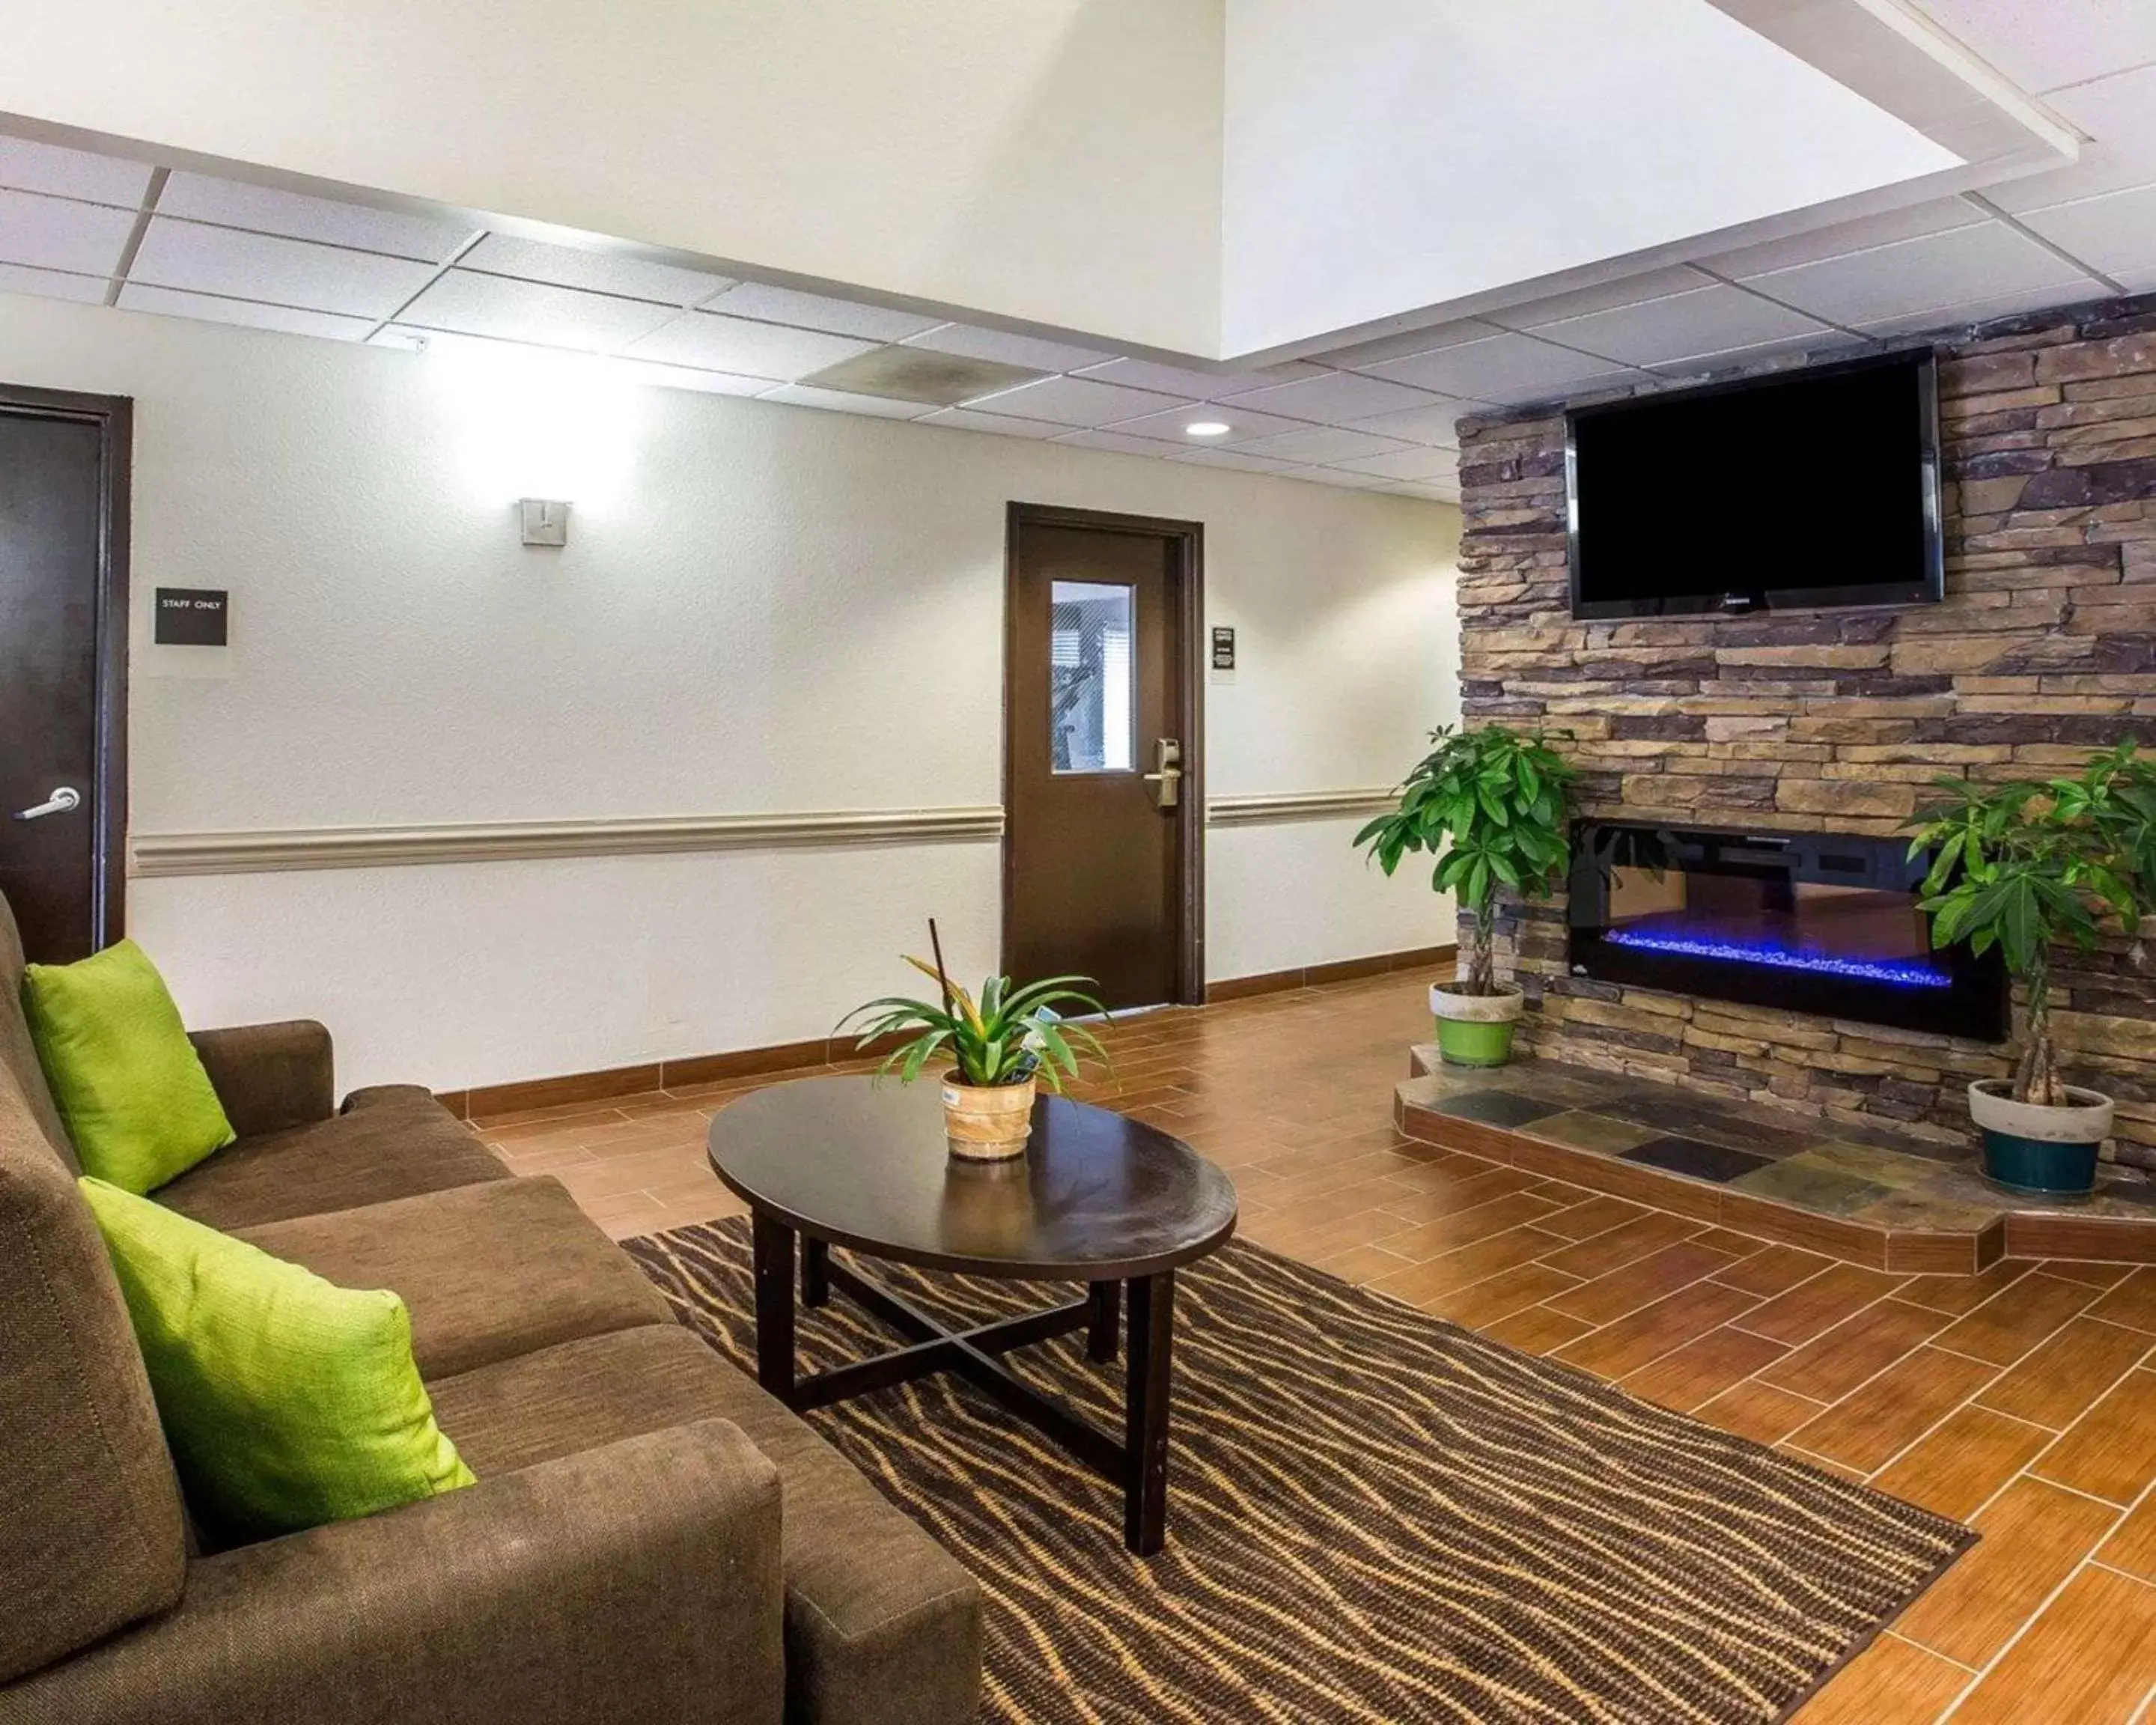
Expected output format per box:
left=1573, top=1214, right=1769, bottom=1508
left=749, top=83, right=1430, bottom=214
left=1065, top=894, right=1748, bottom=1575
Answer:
left=1005, top=505, right=1200, bottom=1011
left=0, top=390, right=130, bottom=963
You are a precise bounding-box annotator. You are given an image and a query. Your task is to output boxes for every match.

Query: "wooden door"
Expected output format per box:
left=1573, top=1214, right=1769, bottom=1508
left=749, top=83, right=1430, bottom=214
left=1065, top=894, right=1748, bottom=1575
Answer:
left=1005, top=505, right=1200, bottom=1011
left=0, top=389, right=130, bottom=962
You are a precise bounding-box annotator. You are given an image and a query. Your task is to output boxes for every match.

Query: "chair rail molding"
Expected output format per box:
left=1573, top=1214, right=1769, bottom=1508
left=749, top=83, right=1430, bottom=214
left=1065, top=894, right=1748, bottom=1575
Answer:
left=1204, top=788, right=1396, bottom=827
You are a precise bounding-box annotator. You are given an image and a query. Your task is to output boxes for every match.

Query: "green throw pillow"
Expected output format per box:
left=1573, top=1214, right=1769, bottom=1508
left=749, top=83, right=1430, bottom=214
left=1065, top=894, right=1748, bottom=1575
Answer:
left=79, top=1178, right=475, bottom=1539
left=22, top=939, right=235, bottom=1192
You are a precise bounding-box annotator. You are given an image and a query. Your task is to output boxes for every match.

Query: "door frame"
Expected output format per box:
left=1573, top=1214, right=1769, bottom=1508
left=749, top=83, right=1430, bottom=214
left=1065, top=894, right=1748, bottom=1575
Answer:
left=1001, top=501, right=1205, bottom=1007
left=2, top=383, right=132, bottom=949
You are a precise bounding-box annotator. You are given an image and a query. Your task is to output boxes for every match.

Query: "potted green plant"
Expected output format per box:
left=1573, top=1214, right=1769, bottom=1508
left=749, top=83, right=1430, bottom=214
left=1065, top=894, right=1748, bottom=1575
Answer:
left=1907, top=740, right=2156, bottom=1195
left=1356, top=724, right=1576, bottom=1068
left=836, top=925, right=1111, bottom=1161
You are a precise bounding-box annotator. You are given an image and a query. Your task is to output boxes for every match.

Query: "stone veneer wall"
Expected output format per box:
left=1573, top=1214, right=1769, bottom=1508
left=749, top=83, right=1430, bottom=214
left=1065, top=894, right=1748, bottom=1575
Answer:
left=1458, top=291, right=2156, bottom=1169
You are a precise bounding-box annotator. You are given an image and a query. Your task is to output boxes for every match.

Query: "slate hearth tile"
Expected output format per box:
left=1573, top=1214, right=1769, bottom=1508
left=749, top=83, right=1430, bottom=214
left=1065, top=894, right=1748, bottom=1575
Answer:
left=1524, top=1110, right=1662, bottom=1157
left=1595, top=1095, right=1815, bottom=1160
left=1730, top=1155, right=1894, bottom=1217
left=1621, top=1134, right=1774, bottom=1184
left=1425, top=1090, right=1568, bottom=1129
left=1794, top=1140, right=1940, bottom=1192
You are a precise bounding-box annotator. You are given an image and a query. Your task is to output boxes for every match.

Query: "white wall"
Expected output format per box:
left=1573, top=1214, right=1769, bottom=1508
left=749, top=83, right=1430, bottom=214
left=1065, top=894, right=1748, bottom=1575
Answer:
left=0, top=293, right=1457, bottom=1091
left=0, top=0, right=1224, bottom=356
left=1219, top=0, right=1959, bottom=356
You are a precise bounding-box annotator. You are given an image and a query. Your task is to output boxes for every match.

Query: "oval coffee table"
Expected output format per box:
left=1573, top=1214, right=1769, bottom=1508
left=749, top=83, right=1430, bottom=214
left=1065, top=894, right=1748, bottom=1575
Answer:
left=707, top=1074, right=1237, bottom=1555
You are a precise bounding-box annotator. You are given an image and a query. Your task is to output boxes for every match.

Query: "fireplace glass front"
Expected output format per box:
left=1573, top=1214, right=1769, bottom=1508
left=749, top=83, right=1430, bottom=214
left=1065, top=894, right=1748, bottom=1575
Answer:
left=1567, top=821, right=2006, bottom=1041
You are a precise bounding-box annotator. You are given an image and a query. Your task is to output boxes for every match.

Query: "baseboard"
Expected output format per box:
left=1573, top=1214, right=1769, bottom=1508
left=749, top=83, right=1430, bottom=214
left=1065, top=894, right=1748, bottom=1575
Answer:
left=1205, top=943, right=1455, bottom=1005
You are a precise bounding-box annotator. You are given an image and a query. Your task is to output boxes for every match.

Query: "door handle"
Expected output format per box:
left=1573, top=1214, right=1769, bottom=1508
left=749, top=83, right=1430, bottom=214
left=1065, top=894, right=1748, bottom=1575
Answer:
left=1142, top=739, right=1182, bottom=810
left=13, top=786, right=82, bottom=821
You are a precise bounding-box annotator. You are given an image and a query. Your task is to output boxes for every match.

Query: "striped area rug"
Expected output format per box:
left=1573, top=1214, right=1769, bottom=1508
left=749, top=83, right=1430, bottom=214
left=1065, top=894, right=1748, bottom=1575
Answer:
left=626, top=1220, right=1973, bottom=1725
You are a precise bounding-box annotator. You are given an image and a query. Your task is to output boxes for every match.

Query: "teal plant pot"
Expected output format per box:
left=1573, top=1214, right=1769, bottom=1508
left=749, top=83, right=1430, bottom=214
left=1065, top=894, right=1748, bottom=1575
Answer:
left=1968, top=1079, right=2113, bottom=1197
left=1431, top=982, right=1523, bottom=1069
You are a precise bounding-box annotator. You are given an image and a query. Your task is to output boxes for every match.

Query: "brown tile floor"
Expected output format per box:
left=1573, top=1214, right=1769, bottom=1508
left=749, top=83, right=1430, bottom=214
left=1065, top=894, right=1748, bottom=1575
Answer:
left=471, top=972, right=2156, bottom=1724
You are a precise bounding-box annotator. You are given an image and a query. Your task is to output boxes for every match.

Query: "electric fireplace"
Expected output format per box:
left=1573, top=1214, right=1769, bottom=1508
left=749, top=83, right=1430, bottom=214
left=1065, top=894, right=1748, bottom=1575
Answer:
left=1567, top=820, right=2006, bottom=1041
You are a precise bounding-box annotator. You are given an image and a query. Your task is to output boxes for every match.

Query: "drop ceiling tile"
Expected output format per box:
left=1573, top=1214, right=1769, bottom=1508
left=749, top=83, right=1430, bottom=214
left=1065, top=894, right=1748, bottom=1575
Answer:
left=1287, top=466, right=1395, bottom=490
left=1166, top=446, right=1306, bottom=474
left=1051, top=428, right=1185, bottom=455
left=398, top=270, right=679, bottom=352
left=1858, top=279, right=2113, bottom=338
left=707, top=281, right=943, bottom=341
left=1904, top=0, right=2156, bottom=93
left=914, top=406, right=1068, bottom=439
left=1218, top=369, right=1449, bottom=423
left=1317, top=319, right=1508, bottom=370
left=1536, top=285, right=1831, bottom=367
left=963, top=374, right=1187, bottom=426
left=1345, top=399, right=1471, bottom=446
left=1986, top=65, right=2156, bottom=213
left=0, top=136, right=152, bottom=207
left=0, top=189, right=135, bottom=276
left=156, top=173, right=477, bottom=261
left=2019, top=183, right=2156, bottom=279
left=115, top=283, right=374, bottom=340
left=128, top=217, right=435, bottom=318
left=612, top=358, right=770, bottom=397
left=1074, top=356, right=1247, bottom=397
left=1362, top=332, right=1648, bottom=404
left=620, top=313, right=878, bottom=380
left=0, top=261, right=108, bottom=303
left=1104, top=402, right=1311, bottom=443
left=1503, top=267, right=1717, bottom=328
left=1325, top=445, right=1461, bottom=481
left=1741, top=220, right=2096, bottom=327
left=756, top=383, right=932, bottom=419
left=1703, top=198, right=1985, bottom=279
left=460, top=233, right=728, bottom=306
left=1234, top=425, right=1417, bottom=465
left=901, top=322, right=1116, bottom=374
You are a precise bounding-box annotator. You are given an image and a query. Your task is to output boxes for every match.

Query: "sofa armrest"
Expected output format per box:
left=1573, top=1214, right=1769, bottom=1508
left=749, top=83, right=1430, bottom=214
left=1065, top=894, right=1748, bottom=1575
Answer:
left=0, top=1419, right=785, bottom=1725
left=189, top=1020, right=335, bottom=1137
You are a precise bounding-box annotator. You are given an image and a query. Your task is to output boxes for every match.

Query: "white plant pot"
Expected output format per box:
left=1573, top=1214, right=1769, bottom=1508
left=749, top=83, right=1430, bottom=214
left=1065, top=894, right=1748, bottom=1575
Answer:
left=1967, top=1080, right=2113, bottom=1143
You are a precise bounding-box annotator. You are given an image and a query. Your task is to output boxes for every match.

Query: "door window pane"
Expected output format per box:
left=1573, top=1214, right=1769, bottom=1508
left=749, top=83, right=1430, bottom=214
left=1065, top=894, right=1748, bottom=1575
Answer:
left=1049, top=581, right=1134, bottom=773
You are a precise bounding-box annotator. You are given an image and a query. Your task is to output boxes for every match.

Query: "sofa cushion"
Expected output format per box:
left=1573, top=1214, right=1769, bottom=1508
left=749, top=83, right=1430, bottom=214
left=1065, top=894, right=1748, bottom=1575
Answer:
left=0, top=1065, right=188, bottom=1685
left=0, top=894, right=75, bottom=1172
left=156, top=1085, right=509, bottom=1231
left=430, top=1326, right=981, bottom=1725
left=236, top=1176, right=674, bottom=1380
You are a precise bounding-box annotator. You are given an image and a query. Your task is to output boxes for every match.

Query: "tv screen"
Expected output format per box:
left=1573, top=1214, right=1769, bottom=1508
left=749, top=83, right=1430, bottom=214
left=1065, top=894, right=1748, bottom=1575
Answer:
left=1567, top=350, right=1943, bottom=619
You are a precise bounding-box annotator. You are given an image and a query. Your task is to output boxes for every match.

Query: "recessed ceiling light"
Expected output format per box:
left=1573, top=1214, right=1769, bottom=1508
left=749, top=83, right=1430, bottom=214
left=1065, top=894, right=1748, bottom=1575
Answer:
left=1184, top=420, right=1231, bottom=438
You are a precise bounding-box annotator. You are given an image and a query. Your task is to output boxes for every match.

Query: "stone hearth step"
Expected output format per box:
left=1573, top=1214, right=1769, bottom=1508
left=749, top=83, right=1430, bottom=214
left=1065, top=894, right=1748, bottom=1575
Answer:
left=1395, top=1047, right=2156, bottom=1272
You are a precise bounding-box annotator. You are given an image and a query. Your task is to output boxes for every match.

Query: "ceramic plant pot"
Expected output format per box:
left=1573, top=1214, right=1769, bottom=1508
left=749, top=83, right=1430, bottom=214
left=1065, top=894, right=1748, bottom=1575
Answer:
left=1431, top=982, right=1524, bottom=1068
left=942, top=1073, right=1038, bottom=1161
left=1968, top=1078, right=2113, bottom=1196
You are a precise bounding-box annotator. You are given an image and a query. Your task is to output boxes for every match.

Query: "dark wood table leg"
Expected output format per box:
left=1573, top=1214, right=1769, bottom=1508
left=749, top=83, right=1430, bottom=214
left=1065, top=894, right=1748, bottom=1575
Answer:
left=752, top=1211, right=797, bottom=1400
left=802, top=1236, right=830, bottom=1309
left=1124, top=1269, right=1175, bottom=1556
left=1086, top=1280, right=1121, bottom=1363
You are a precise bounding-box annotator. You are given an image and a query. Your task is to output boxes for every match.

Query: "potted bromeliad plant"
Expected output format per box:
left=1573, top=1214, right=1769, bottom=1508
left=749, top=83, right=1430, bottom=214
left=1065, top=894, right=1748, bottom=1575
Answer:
left=836, top=922, right=1111, bottom=1161
left=1907, top=740, right=2156, bottom=1196
left=1356, top=724, right=1577, bottom=1068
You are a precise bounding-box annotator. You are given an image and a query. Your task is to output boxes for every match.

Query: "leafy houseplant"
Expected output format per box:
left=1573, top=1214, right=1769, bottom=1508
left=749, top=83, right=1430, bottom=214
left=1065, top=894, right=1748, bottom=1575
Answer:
left=1907, top=740, right=2156, bottom=1194
left=1356, top=724, right=1577, bottom=1068
left=837, top=925, right=1110, bottom=1161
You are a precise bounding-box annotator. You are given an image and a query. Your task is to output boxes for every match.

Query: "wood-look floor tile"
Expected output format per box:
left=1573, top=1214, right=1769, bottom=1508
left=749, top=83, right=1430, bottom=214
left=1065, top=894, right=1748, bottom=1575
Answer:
left=1375, top=1190, right=1567, bottom=1261
left=1714, top=1241, right=1834, bottom=1298
left=1758, top=1298, right=1951, bottom=1404
left=1791, top=1634, right=1970, bottom=1724
left=1547, top=1240, right=1750, bottom=1326
left=1530, top=1193, right=1648, bottom=1241
left=1689, top=1226, right=1768, bottom=1257
left=1306, top=1243, right=1415, bottom=1286
left=2098, top=1496, right=2156, bottom=1584
left=1732, top=1262, right=1905, bottom=1347
left=1895, top=1477, right=2121, bottom=1667
left=1413, top=1262, right=1583, bottom=1328
left=1532, top=1210, right=1706, bottom=1281
left=1365, top=1226, right=1569, bottom=1308
left=1786, top=1347, right=1997, bottom=1473
left=1975, top=1317, right=2155, bottom=1431
left=1867, top=1405, right=2056, bottom=1522
left=1895, top=1258, right=2037, bottom=1317
left=2033, top=1369, right=2156, bottom=1504
left=1696, top=1380, right=1830, bottom=1448
left=1476, top=1303, right=1597, bottom=1357
left=2088, top=1265, right=2156, bottom=1334
left=1932, top=1272, right=2101, bottom=1367
left=1553, top=1280, right=1760, bottom=1380
left=1619, top=1324, right=1788, bottom=1414
left=1948, top=1563, right=2156, bottom=1724
left=2040, top=1259, right=2137, bottom=1289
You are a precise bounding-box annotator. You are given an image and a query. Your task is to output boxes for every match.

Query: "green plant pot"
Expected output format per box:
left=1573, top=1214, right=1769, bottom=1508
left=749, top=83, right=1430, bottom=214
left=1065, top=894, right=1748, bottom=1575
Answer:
left=1969, top=1080, right=2111, bottom=1197
left=1431, top=982, right=1524, bottom=1068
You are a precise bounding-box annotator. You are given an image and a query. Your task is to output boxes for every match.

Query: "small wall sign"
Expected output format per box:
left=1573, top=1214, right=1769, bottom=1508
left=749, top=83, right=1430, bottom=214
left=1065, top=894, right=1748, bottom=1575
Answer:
left=1211, top=626, right=1237, bottom=670
left=155, top=588, right=229, bottom=646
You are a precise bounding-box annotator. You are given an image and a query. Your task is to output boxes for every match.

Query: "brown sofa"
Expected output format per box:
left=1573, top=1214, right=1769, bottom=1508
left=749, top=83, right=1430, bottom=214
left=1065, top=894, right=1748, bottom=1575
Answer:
left=0, top=895, right=981, bottom=1724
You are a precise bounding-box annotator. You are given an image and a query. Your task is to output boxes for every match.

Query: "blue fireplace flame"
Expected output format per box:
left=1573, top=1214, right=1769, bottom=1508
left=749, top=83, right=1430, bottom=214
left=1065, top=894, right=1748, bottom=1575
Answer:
left=1604, top=925, right=1953, bottom=990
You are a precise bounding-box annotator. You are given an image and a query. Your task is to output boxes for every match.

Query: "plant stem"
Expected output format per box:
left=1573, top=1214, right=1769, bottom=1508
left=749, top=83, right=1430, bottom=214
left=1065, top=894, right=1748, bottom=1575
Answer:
left=1467, top=897, right=1496, bottom=996
left=2015, top=961, right=2064, bottom=1108
left=927, top=917, right=955, bottom=1022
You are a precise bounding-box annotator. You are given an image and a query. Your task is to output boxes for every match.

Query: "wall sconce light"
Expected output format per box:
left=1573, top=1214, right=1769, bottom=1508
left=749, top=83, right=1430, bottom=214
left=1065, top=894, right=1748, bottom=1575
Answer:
left=518, top=499, right=570, bottom=547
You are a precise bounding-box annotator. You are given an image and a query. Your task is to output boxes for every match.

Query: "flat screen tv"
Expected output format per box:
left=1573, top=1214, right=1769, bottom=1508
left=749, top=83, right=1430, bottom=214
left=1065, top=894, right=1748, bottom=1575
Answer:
left=1567, top=349, right=1943, bottom=619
